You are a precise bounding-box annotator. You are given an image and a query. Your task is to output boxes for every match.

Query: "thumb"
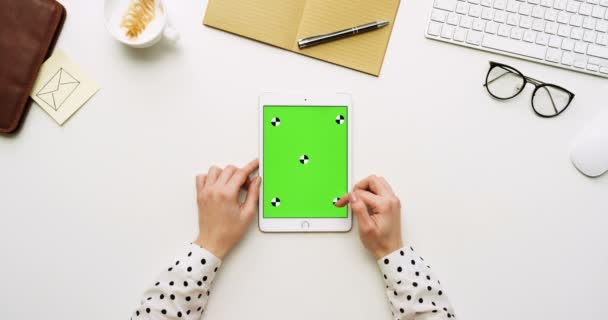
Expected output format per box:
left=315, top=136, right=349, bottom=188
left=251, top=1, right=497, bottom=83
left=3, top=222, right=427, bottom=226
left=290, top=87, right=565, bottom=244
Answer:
left=241, top=176, right=261, bottom=221
left=349, top=192, right=373, bottom=231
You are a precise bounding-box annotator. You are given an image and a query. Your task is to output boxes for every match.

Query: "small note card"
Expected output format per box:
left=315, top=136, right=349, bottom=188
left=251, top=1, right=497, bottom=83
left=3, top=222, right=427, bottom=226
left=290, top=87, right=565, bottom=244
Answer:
left=30, top=49, right=100, bottom=125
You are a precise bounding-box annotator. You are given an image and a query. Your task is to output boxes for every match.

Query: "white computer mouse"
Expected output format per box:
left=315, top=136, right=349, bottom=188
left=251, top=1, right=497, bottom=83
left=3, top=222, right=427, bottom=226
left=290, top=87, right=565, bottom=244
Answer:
left=571, top=111, right=608, bottom=178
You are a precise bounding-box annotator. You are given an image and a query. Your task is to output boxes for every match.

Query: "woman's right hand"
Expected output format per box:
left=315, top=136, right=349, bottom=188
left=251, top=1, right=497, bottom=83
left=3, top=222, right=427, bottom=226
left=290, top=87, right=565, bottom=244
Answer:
left=335, top=175, right=404, bottom=259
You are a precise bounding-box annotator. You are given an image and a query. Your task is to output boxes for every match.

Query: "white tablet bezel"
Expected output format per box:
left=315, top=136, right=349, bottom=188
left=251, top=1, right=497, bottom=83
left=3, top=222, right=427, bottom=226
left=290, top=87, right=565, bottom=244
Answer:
left=258, top=93, right=352, bottom=233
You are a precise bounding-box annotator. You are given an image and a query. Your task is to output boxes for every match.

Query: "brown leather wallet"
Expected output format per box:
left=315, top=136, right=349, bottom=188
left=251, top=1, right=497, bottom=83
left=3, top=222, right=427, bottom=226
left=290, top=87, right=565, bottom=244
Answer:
left=0, top=0, right=66, bottom=134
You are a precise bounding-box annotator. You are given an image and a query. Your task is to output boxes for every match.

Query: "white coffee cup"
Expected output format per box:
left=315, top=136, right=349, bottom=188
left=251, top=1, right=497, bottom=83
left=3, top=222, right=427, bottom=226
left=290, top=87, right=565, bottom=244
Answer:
left=104, top=0, right=178, bottom=48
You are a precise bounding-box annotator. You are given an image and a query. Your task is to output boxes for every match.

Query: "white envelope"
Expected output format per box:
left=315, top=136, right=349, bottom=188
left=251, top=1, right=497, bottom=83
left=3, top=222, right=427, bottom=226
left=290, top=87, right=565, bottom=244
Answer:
left=36, top=68, right=80, bottom=111
left=30, top=49, right=99, bottom=125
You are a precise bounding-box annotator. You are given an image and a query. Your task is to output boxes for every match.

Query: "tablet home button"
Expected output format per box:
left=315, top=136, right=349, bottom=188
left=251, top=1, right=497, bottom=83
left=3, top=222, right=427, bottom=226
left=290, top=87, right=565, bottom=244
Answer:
left=301, top=221, right=310, bottom=230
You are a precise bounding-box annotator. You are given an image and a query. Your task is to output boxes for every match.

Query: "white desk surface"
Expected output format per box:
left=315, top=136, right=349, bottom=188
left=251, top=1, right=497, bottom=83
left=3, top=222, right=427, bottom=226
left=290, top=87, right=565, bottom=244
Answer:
left=1, top=0, right=607, bottom=319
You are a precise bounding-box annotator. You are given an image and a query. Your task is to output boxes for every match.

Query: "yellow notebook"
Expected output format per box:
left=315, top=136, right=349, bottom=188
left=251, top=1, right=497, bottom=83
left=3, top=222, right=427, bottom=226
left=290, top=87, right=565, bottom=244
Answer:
left=203, top=0, right=401, bottom=76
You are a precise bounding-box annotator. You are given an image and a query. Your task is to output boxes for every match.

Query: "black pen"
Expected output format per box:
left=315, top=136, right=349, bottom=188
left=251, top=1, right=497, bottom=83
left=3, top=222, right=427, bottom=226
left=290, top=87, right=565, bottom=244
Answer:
left=297, top=20, right=390, bottom=49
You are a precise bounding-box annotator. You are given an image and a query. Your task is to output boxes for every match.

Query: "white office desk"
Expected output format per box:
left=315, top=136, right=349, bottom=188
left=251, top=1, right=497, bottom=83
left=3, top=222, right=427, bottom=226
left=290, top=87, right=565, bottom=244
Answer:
left=1, top=0, right=606, bottom=319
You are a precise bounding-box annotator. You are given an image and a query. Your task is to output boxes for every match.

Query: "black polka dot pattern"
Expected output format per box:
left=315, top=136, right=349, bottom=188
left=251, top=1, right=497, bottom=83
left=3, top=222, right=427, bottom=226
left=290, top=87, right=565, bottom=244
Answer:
left=132, top=243, right=222, bottom=320
left=133, top=244, right=454, bottom=320
left=378, top=246, right=454, bottom=319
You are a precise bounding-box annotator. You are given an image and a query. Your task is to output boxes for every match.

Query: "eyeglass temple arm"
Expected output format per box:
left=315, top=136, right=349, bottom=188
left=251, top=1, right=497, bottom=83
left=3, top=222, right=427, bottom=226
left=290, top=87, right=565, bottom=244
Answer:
left=524, top=76, right=543, bottom=85
left=538, top=85, right=559, bottom=114
left=484, top=70, right=545, bottom=87
left=483, top=70, right=511, bottom=87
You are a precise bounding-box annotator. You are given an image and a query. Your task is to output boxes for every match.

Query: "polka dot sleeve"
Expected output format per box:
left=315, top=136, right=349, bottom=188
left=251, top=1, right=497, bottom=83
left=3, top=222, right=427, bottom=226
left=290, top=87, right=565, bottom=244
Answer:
left=378, top=247, right=456, bottom=320
left=132, top=243, right=222, bottom=320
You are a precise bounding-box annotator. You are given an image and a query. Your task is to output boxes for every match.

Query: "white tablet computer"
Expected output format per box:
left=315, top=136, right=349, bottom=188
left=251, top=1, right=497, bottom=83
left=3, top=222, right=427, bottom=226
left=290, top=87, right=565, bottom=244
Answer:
left=259, top=93, right=352, bottom=232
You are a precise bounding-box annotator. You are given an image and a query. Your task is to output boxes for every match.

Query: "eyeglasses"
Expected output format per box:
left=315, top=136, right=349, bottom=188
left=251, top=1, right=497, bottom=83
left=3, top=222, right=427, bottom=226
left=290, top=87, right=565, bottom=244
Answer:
left=484, top=61, right=575, bottom=118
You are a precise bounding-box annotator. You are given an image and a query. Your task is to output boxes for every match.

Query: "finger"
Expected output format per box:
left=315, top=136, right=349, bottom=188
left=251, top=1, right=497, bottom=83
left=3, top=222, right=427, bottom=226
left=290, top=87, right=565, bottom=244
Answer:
left=353, top=189, right=384, bottom=211
left=217, top=165, right=238, bottom=185
left=241, top=177, right=254, bottom=190
left=241, top=176, right=261, bottom=221
left=206, top=166, right=221, bottom=184
left=196, top=174, right=207, bottom=191
left=348, top=192, right=374, bottom=230
left=378, top=176, right=395, bottom=194
left=334, top=194, right=349, bottom=207
left=354, top=175, right=391, bottom=195
left=228, top=159, right=259, bottom=190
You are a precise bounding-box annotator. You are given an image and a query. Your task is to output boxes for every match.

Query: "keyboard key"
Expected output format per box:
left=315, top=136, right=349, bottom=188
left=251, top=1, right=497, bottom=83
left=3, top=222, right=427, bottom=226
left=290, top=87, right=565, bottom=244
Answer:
left=549, top=35, right=563, bottom=47
left=597, top=33, right=608, bottom=45
left=562, top=51, right=575, bottom=65
left=453, top=27, right=468, bottom=41
left=427, top=21, right=443, bottom=36
left=566, top=0, right=580, bottom=13
left=574, top=59, right=587, bottom=68
left=592, top=5, right=606, bottom=17
left=600, top=66, right=608, bottom=74
left=562, top=38, right=575, bottom=50
left=582, top=17, right=597, bottom=29
left=441, top=24, right=456, bottom=38
left=461, top=15, right=474, bottom=28
left=583, top=30, right=597, bottom=42
left=482, top=34, right=547, bottom=58
left=519, top=3, right=533, bottom=15
left=545, top=8, right=558, bottom=21
left=532, top=6, right=546, bottom=18
left=466, top=30, right=484, bottom=45
left=558, top=24, right=571, bottom=36
left=435, top=0, right=457, bottom=11
left=537, top=33, right=550, bottom=45
left=545, top=22, right=559, bottom=34
left=554, top=0, right=567, bottom=10
left=447, top=13, right=461, bottom=25
left=457, top=1, right=469, bottom=14
left=532, top=19, right=546, bottom=31
left=571, top=27, right=584, bottom=39
left=570, top=15, right=583, bottom=27
left=546, top=48, right=562, bottom=62
left=481, top=0, right=494, bottom=6
left=507, top=0, right=520, bottom=12
left=507, top=13, right=520, bottom=25
left=596, top=20, right=608, bottom=32
left=588, top=44, right=608, bottom=58
left=541, top=0, right=554, bottom=7
left=523, top=30, right=537, bottom=42
left=557, top=11, right=571, bottom=24
left=587, top=63, right=599, bottom=71
left=473, top=19, right=487, bottom=30
left=494, top=0, right=507, bottom=9
left=469, top=4, right=482, bottom=16
left=601, top=0, right=608, bottom=7
left=486, top=20, right=499, bottom=33
left=511, top=27, right=524, bottom=39
left=575, top=41, right=589, bottom=53
left=482, top=7, right=494, bottom=19
left=431, top=9, right=449, bottom=22
left=498, top=24, right=512, bottom=36
left=494, top=10, right=507, bottom=22
left=579, top=3, right=593, bottom=15
left=520, top=16, right=533, bottom=28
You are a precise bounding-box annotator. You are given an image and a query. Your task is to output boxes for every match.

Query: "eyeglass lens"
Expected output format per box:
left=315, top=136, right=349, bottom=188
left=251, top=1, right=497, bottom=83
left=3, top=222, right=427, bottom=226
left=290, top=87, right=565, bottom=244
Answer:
left=486, top=65, right=525, bottom=99
left=532, top=85, right=571, bottom=117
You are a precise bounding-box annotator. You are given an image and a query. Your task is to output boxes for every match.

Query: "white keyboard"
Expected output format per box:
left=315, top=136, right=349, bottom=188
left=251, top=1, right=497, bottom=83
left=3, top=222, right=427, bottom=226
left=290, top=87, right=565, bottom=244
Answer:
left=426, top=0, right=608, bottom=78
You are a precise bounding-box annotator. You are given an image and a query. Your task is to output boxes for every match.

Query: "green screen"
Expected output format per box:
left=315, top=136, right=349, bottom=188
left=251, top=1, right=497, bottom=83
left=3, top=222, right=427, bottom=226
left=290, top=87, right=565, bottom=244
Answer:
left=263, top=106, right=348, bottom=218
